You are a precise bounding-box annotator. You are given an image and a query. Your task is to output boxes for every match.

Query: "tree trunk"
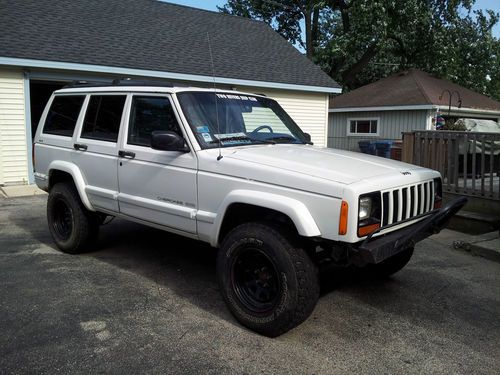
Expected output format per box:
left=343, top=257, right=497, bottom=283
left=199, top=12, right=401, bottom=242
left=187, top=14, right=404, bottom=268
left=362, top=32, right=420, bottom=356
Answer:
left=342, top=42, right=379, bottom=86
left=304, top=10, right=313, bottom=59
left=311, top=7, right=319, bottom=51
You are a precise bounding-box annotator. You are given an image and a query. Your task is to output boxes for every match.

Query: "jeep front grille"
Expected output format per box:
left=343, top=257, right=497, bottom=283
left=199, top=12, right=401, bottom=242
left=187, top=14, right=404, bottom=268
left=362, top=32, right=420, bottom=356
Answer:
left=381, top=180, right=434, bottom=226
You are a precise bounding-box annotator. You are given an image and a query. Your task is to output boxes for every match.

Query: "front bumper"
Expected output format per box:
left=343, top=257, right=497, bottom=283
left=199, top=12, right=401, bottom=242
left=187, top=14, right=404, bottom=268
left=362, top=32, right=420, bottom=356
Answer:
left=354, top=196, right=467, bottom=264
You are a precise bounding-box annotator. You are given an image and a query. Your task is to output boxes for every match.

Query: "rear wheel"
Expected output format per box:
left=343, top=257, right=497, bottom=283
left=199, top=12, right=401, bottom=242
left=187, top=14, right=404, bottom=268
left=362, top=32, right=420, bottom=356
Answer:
left=217, top=222, right=319, bottom=337
left=47, top=182, right=99, bottom=254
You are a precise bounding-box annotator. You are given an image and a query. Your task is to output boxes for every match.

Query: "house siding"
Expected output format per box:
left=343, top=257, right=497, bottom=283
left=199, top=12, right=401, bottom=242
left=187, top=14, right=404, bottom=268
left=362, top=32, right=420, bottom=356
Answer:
left=0, top=68, right=27, bottom=185
left=236, top=86, right=329, bottom=147
left=328, top=109, right=428, bottom=151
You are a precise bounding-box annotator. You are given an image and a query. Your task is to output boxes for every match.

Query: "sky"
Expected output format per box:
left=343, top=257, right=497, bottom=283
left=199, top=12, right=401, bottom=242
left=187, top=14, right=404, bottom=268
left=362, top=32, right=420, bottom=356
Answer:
left=166, top=0, right=500, bottom=39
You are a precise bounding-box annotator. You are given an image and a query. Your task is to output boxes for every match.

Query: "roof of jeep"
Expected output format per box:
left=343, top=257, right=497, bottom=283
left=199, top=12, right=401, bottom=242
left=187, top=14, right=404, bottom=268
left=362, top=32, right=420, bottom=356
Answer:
left=55, top=85, right=267, bottom=98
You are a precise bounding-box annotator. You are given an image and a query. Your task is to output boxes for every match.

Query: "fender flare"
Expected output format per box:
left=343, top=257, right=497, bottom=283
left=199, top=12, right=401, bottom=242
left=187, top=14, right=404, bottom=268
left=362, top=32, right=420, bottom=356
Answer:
left=211, top=189, right=321, bottom=246
left=47, top=161, right=95, bottom=211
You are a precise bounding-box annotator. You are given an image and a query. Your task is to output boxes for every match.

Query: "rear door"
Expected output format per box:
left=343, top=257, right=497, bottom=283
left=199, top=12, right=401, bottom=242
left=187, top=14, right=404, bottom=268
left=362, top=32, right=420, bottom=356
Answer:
left=73, top=94, right=126, bottom=212
left=117, top=94, right=198, bottom=234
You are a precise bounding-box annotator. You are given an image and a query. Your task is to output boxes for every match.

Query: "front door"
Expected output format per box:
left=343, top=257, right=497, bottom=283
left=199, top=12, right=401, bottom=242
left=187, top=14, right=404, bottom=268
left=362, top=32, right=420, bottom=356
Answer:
left=117, top=94, right=197, bottom=234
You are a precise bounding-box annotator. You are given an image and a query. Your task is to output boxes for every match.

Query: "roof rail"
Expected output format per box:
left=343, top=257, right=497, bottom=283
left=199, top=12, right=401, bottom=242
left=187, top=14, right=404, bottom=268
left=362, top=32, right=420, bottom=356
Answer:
left=110, top=78, right=176, bottom=87
left=63, top=80, right=108, bottom=88
left=63, top=78, right=179, bottom=89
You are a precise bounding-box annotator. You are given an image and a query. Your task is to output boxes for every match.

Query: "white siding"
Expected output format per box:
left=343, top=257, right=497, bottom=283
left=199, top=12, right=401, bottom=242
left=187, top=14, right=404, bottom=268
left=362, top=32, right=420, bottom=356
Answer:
left=236, top=86, right=329, bottom=147
left=0, top=68, right=28, bottom=185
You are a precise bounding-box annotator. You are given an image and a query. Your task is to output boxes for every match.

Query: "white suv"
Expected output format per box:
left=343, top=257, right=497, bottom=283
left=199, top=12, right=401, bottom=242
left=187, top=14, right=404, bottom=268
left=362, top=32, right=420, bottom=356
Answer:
left=34, top=80, right=466, bottom=337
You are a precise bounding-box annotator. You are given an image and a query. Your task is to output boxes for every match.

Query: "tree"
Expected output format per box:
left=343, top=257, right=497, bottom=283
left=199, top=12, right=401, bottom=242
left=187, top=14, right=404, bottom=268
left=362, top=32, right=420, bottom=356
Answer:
left=219, top=0, right=500, bottom=100
left=218, top=0, right=324, bottom=59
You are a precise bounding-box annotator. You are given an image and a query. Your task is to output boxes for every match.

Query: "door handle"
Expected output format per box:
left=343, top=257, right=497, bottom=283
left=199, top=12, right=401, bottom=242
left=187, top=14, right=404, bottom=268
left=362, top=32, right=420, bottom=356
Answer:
left=73, top=143, right=88, bottom=151
left=118, top=150, right=136, bottom=159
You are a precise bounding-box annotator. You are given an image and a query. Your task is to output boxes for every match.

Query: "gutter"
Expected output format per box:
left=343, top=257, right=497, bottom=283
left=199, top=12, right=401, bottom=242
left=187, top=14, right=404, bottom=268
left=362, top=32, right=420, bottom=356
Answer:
left=0, top=56, right=342, bottom=94
left=329, top=105, right=500, bottom=116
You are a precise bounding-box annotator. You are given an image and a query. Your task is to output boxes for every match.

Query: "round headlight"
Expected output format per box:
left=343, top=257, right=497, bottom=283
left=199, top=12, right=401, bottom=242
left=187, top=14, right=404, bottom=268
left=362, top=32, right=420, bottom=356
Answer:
left=359, top=197, right=373, bottom=220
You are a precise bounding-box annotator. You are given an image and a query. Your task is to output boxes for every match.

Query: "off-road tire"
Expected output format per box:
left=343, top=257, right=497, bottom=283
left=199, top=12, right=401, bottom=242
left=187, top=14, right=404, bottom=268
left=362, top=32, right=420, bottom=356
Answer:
left=368, top=247, right=414, bottom=278
left=217, top=222, right=319, bottom=337
left=47, top=182, right=99, bottom=254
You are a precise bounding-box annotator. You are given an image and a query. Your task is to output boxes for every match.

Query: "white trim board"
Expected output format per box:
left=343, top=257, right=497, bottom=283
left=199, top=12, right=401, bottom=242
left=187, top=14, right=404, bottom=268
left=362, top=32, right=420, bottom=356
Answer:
left=0, top=56, right=342, bottom=94
left=434, top=106, right=500, bottom=116
left=330, top=105, right=434, bottom=112
left=330, top=104, right=500, bottom=115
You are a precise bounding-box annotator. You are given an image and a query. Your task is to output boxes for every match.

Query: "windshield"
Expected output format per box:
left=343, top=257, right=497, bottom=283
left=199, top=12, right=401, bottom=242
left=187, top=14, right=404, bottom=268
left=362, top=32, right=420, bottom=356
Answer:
left=177, top=92, right=308, bottom=148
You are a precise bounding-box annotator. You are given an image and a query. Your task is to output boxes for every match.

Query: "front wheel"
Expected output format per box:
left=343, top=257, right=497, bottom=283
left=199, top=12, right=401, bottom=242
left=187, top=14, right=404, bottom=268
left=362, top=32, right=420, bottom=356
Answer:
left=217, top=222, right=319, bottom=337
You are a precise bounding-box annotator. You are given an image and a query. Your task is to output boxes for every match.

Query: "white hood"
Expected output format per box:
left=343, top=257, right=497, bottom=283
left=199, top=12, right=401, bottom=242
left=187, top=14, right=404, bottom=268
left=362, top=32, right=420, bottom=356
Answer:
left=223, top=145, right=423, bottom=185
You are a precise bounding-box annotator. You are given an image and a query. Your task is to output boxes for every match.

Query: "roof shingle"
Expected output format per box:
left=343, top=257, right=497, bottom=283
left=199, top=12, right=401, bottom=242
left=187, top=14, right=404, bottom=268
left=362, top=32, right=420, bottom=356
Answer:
left=0, top=0, right=340, bottom=90
left=330, top=69, right=500, bottom=111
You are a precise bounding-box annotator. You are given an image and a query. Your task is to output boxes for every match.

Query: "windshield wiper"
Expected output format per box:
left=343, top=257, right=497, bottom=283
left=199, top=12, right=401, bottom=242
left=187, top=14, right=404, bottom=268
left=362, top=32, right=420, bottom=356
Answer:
left=265, top=135, right=302, bottom=144
left=265, top=135, right=313, bottom=145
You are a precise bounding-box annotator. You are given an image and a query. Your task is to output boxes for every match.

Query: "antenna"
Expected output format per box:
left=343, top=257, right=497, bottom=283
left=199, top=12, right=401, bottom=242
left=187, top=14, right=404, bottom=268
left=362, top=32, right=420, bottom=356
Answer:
left=206, top=32, right=223, bottom=161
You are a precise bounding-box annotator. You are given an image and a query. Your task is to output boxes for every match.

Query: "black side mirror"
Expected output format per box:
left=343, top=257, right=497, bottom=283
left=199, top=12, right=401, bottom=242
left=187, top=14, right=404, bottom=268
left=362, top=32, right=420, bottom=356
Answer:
left=151, top=131, right=189, bottom=152
left=303, top=132, right=313, bottom=145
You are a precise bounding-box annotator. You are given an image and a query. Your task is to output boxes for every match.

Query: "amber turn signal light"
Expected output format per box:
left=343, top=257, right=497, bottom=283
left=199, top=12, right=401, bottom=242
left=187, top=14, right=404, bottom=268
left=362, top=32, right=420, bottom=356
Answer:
left=338, top=201, right=348, bottom=235
left=357, top=223, right=380, bottom=237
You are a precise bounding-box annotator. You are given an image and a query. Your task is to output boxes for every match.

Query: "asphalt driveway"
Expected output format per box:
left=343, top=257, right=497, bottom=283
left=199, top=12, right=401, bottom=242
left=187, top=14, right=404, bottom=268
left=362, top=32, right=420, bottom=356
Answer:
left=1, top=195, right=499, bottom=374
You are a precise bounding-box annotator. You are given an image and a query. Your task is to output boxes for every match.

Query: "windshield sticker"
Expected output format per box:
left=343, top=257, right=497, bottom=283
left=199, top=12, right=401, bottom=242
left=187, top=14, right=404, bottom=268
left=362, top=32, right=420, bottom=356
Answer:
left=214, top=132, right=247, bottom=140
left=221, top=139, right=252, bottom=145
left=216, top=94, right=258, bottom=101
left=196, top=126, right=210, bottom=133
left=214, top=132, right=251, bottom=145
left=201, top=133, right=213, bottom=142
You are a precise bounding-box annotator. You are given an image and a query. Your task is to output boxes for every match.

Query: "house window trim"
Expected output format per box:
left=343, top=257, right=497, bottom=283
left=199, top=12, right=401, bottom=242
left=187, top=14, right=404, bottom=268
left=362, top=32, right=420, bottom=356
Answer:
left=346, top=117, right=380, bottom=137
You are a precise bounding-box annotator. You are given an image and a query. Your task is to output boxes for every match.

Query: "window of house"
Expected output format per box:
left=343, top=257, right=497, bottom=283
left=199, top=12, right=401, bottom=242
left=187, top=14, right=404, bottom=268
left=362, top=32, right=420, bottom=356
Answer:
left=347, top=118, right=379, bottom=136
left=43, top=95, right=85, bottom=136
left=128, top=96, right=181, bottom=147
left=81, top=95, right=126, bottom=142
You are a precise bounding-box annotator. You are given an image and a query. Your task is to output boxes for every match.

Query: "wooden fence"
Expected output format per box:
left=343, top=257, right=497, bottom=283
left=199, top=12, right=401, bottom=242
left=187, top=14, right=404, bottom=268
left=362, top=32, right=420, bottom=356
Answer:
left=402, top=131, right=500, bottom=200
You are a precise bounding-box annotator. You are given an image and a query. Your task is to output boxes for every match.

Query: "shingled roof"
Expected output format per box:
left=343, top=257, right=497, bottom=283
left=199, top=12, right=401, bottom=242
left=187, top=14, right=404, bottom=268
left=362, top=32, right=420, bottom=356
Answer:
left=330, top=69, right=500, bottom=111
left=0, top=0, right=340, bottom=91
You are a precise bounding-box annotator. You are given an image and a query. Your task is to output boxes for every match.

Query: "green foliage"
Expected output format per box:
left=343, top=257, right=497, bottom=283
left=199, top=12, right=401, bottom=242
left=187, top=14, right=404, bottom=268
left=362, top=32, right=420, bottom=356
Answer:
left=219, top=0, right=500, bottom=101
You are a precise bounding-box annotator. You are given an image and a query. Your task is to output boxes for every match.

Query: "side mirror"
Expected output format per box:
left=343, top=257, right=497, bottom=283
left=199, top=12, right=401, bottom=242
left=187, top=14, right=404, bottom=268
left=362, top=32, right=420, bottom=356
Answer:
left=151, top=131, right=189, bottom=152
left=303, top=132, right=313, bottom=145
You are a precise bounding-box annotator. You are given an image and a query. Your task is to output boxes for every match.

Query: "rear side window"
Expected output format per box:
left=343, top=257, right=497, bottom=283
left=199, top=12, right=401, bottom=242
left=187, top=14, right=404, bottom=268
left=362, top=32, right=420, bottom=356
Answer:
left=43, top=95, right=85, bottom=136
left=128, top=96, right=181, bottom=147
left=81, top=95, right=126, bottom=142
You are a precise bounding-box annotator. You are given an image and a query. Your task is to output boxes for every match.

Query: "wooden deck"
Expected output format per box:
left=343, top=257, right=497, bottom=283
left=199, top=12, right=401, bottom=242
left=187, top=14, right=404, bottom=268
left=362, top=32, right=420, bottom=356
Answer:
left=403, top=131, right=500, bottom=200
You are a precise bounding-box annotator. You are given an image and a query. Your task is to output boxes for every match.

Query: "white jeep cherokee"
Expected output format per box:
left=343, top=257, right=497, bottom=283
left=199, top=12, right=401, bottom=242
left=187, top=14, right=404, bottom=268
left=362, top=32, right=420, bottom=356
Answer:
left=34, top=80, right=466, bottom=337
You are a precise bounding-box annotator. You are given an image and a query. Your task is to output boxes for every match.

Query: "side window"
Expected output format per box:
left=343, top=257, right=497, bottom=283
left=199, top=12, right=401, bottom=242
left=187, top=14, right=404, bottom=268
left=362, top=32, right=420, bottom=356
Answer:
left=81, top=95, right=126, bottom=142
left=43, top=95, right=85, bottom=136
left=128, top=96, right=182, bottom=147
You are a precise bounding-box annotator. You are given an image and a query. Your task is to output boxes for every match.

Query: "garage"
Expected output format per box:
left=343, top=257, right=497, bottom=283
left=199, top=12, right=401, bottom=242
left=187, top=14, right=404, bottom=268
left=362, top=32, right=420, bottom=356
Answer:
left=0, top=1, right=341, bottom=187
left=0, top=71, right=100, bottom=186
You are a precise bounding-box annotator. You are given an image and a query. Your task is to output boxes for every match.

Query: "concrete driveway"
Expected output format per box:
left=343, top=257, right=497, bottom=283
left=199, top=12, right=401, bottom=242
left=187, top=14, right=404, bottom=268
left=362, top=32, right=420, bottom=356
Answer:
left=1, top=195, right=499, bottom=374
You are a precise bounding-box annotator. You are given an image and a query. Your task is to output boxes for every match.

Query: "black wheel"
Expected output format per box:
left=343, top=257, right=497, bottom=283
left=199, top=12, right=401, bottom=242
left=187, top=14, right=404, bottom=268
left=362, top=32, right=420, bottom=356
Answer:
left=47, top=182, right=99, bottom=254
left=217, top=222, right=319, bottom=337
left=367, top=247, right=414, bottom=278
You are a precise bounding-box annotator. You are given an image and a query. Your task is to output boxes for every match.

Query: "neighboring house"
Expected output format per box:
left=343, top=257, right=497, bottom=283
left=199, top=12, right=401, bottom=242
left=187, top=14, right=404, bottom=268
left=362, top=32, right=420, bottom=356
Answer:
left=0, top=0, right=340, bottom=186
left=328, top=69, right=500, bottom=151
